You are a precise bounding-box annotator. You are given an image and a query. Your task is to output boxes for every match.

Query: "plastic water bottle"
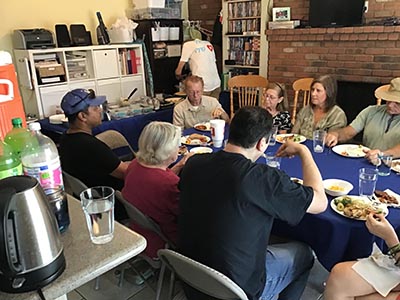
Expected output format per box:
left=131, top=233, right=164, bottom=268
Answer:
left=21, top=122, right=70, bottom=233
left=0, top=138, right=22, bottom=180
left=4, top=117, right=31, bottom=157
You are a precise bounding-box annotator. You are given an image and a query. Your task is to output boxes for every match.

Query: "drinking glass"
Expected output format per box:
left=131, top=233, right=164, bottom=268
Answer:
left=358, top=168, right=378, bottom=197
left=269, top=125, right=279, bottom=146
left=377, top=153, right=393, bottom=176
left=313, top=130, right=326, bottom=153
left=265, top=152, right=281, bottom=169
left=80, top=186, right=115, bottom=244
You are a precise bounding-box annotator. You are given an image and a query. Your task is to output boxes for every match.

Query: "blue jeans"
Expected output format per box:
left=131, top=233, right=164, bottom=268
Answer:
left=260, top=241, right=314, bottom=300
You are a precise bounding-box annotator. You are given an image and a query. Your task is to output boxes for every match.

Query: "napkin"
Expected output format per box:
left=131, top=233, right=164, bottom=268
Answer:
left=352, top=243, right=400, bottom=297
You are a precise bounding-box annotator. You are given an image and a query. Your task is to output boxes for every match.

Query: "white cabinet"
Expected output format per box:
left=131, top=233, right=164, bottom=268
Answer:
left=14, top=44, right=147, bottom=118
left=222, top=0, right=268, bottom=81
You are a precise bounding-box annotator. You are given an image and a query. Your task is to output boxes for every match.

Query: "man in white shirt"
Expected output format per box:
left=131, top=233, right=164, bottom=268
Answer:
left=175, top=39, right=221, bottom=99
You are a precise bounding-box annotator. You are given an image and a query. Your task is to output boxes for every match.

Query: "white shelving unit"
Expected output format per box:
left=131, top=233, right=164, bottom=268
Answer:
left=14, top=44, right=147, bottom=119
left=222, top=0, right=267, bottom=80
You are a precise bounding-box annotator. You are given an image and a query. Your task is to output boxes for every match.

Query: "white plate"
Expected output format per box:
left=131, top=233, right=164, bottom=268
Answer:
left=391, top=159, right=400, bottom=173
left=49, top=114, right=68, bottom=124
left=181, top=135, right=211, bottom=146
left=332, top=144, right=370, bottom=158
left=276, top=134, right=306, bottom=144
left=194, top=122, right=211, bottom=132
left=165, top=97, right=184, bottom=104
left=190, top=147, right=213, bottom=154
left=330, top=196, right=388, bottom=221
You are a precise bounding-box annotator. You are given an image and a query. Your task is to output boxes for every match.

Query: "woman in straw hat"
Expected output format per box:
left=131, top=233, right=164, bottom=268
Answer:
left=326, top=77, right=400, bottom=163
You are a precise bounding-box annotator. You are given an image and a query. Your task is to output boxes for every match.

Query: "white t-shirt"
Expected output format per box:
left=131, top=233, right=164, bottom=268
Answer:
left=180, top=39, right=221, bottom=92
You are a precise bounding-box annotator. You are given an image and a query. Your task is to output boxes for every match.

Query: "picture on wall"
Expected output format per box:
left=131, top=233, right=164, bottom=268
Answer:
left=272, top=7, right=291, bottom=22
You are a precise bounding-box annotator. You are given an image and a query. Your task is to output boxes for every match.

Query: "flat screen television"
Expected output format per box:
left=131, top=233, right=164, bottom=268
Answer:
left=309, top=0, right=365, bottom=28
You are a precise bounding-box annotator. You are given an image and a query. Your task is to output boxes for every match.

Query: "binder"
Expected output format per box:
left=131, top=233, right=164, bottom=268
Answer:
left=129, top=50, right=138, bottom=74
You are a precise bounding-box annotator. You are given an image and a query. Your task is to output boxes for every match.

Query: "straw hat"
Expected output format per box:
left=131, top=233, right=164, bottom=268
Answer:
left=375, top=78, right=400, bottom=103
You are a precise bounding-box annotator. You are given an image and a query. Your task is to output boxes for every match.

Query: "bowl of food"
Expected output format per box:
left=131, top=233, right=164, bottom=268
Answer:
left=323, top=179, right=354, bottom=197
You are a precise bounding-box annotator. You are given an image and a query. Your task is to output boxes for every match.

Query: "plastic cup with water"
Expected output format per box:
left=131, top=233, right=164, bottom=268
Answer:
left=377, top=153, right=393, bottom=176
left=265, top=152, right=281, bottom=169
left=358, top=168, right=378, bottom=197
left=313, top=130, right=326, bottom=153
left=80, top=186, right=115, bottom=244
left=269, top=125, right=279, bottom=146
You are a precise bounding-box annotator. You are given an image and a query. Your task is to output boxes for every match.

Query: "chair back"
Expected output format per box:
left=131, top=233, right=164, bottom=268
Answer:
left=95, top=130, right=135, bottom=159
left=374, top=84, right=390, bottom=106
left=62, top=170, right=88, bottom=198
left=228, top=75, right=268, bottom=118
left=158, top=249, right=249, bottom=300
left=115, top=191, right=176, bottom=249
left=292, top=77, right=314, bottom=124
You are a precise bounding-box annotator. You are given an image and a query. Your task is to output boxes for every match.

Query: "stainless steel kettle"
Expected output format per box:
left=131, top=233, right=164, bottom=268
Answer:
left=0, top=175, right=65, bottom=293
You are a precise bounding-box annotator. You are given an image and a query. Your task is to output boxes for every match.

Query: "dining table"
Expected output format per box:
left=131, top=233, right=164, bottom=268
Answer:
left=0, top=196, right=146, bottom=300
left=182, top=125, right=400, bottom=271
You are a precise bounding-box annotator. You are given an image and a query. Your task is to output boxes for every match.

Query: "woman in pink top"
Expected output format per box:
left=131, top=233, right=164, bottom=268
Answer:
left=122, top=121, right=192, bottom=258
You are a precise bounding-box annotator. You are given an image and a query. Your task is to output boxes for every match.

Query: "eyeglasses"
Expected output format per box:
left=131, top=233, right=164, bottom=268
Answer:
left=263, top=93, right=278, bottom=100
left=69, top=89, right=96, bottom=108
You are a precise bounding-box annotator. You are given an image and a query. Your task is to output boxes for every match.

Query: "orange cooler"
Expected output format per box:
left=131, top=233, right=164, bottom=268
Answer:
left=0, top=54, right=26, bottom=138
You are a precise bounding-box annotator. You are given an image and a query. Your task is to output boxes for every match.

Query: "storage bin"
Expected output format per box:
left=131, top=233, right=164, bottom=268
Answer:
left=159, top=27, right=169, bottom=41
left=151, top=28, right=160, bottom=41
left=133, top=0, right=165, bottom=9
left=169, top=27, right=179, bottom=40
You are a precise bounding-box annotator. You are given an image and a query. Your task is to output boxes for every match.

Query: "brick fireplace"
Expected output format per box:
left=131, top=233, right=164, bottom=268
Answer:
left=266, top=0, right=400, bottom=118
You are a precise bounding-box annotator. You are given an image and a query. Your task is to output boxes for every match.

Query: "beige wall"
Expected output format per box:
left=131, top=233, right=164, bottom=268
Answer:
left=0, top=0, right=188, bottom=56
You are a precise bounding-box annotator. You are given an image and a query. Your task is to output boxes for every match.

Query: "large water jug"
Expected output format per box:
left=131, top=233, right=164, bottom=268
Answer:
left=4, top=117, right=31, bottom=157
left=0, top=139, right=22, bottom=180
left=21, top=122, right=70, bottom=232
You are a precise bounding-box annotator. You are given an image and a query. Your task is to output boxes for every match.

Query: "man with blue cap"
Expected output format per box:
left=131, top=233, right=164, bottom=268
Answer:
left=59, top=88, right=129, bottom=220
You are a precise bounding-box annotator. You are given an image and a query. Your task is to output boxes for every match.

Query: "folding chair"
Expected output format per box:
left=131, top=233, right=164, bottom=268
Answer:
left=158, top=249, right=249, bottom=300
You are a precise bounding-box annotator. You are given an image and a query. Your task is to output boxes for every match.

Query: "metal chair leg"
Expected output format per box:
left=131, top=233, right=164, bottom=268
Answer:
left=118, top=268, right=125, bottom=287
left=94, top=276, right=100, bottom=290
left=156, top=263, right=167, bottom=300
left=167, top=271, right=175, bottom=300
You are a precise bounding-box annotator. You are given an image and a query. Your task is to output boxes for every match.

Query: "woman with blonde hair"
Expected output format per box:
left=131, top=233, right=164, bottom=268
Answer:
left=122, top=121, right=192, bottom=258
left=262, top=82, right=292, bottom=133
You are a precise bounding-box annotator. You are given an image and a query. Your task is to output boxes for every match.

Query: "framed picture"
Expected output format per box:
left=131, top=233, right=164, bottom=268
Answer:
left=272, top=7, right=291, bottom=22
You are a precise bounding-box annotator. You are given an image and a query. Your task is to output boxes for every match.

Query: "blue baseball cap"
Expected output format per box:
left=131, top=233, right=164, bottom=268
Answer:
left=61, top=89, right=106, bottom=116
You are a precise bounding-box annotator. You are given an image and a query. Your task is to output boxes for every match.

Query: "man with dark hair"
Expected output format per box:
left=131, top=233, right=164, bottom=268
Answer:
left=59, top=88, right=129, bottom=220
left=178, top=106, right=327, bottom=300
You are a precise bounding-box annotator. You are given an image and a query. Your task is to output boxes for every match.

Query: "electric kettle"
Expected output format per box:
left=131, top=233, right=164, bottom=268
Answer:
left=0, top=175, right=65, bottom=293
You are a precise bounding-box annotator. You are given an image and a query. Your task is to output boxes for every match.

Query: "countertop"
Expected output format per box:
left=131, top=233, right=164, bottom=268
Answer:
left=0, top=195, right=146, bottom=300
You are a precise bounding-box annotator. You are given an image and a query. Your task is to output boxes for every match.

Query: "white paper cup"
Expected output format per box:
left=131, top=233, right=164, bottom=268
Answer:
left=80, top=186, right=115, bottom=244
left=210, top=119, right=225, bottom=148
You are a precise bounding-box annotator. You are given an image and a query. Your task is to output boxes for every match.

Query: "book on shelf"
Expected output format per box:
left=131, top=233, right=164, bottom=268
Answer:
left=268, top=20, right=300, bottom=29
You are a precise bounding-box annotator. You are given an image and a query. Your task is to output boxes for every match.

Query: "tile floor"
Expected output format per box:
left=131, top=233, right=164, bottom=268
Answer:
left=67, top=258, right=329, bottom=300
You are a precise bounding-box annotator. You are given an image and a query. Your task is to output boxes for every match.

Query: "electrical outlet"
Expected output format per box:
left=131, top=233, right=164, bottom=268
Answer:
left=364, top=1, right=369, bottom=13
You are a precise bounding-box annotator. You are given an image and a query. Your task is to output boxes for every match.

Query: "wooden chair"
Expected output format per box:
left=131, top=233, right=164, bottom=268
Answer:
left=227, top=75, right=268, bottom=118
left=292, top=77, right=314, bottom=124
left=95, top=129, right=135, bottom=160
left=374, top=84, right=390, bottom=106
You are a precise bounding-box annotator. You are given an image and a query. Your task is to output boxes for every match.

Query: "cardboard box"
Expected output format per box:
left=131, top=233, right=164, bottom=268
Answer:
left=37, top=65, right=65, bottom=78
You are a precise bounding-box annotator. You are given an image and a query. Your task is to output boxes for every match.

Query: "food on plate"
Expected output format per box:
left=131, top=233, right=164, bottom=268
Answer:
left=341, top=145, right=365, bottom=157
left=190, top=147, right=213, bottom=154
left=188, top=133, right=209, bottom=143
left=328, top=185, right=345, bottom=192
left=375, top=190, right=398, bottom=204
left=194, top=124, right=207, bottom=131
left=333, top=196, right=383, bottom=219
left=291, top=178, right=303, bottom=184
left=178, top=145, right=188, bottom=155
left=276, top=134, right=302, bottom=143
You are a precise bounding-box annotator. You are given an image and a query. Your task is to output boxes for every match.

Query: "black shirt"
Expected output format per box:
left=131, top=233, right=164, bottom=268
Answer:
left=178, top=151, right=313, bottom=300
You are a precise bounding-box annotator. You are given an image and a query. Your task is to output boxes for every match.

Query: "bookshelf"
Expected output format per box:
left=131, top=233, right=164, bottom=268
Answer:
left=222, top=0, right=267, bottom=86
left=14, top=44, right=146, bottom=119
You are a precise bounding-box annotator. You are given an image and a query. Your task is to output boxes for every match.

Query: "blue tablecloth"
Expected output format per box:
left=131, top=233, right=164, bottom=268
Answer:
left=39, top=108, right=173, bottom=151
left=183, top=127, right=400, bottom=271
